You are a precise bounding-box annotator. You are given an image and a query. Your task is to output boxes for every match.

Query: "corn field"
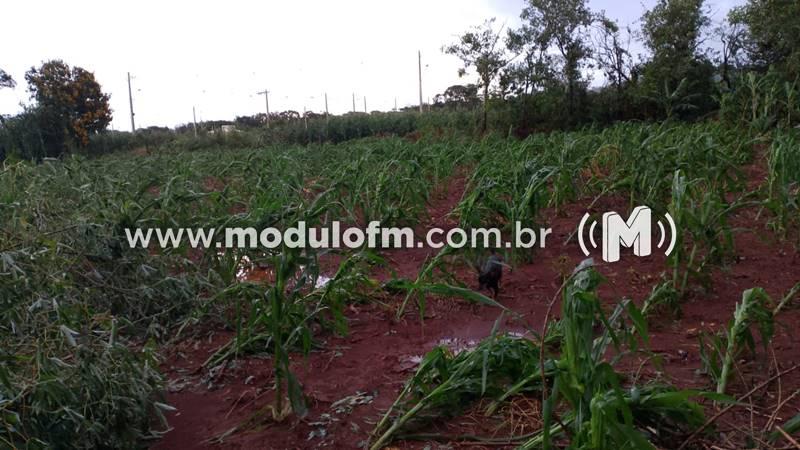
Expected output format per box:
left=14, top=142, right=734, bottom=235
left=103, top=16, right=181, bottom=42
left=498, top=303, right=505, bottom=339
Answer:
left=2, top=121, right=800, bottom=449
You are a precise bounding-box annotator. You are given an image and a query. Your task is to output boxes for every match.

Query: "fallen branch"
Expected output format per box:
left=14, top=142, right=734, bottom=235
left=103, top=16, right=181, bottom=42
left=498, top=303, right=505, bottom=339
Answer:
left=776, top=426, right=800, bottom=449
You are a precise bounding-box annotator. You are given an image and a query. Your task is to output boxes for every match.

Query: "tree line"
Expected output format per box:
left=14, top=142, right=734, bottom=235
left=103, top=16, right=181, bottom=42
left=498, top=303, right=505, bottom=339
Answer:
left=441, top=0, right=800, bottom=133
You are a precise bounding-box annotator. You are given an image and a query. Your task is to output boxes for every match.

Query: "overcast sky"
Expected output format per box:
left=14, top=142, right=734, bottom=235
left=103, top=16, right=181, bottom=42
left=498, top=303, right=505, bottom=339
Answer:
left=0, top=0, right=743, bottom=130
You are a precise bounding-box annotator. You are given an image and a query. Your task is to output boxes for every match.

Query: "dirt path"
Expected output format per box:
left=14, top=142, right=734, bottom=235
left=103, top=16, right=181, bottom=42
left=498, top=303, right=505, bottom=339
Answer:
left=153, top=163, right=800, bottom=449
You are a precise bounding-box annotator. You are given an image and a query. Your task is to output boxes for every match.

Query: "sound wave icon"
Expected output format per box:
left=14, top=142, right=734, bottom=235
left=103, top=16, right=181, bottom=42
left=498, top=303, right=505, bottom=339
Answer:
left=577, top=206, right=677, bottom=263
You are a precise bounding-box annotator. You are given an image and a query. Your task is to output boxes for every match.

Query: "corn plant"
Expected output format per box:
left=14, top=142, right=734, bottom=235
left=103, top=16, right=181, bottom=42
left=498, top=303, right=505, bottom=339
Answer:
left=520, top=261, right=720, bottom=449
left=643, top=78, right=701, bottom=120
left=532, top=262, right=654, bottom=449
left=370, top=319, right=545, bottom=450
left=668, top=169, right=745, bottom=299
left=373, top=261, right=711, bottom=450
left=699, top=288, right=775, bottom=395
left=766, top=131, right=800, bottom=238
left=641, top=280, right=681, bottom=319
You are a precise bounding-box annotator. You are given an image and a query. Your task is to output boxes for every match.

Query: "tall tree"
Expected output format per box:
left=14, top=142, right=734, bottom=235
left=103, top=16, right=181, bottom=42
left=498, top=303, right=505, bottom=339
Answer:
left=713, top=21, right=746, bottom=89
left=444, top=18, right=509, bottom=132
left=729, top=0, right=800, bottom=77
left=504, top=26, right=556, bottom=97
left=640, top=0, right=709, bottom=84
left=0, top=68, right=14, bottom=160
left=594, top=16, right=633, bottom=99
left=640, top=0, right=713, bottom=118
left=25, top=60, right=112, bottom=148
left=519, top=0, right=594, bottom=115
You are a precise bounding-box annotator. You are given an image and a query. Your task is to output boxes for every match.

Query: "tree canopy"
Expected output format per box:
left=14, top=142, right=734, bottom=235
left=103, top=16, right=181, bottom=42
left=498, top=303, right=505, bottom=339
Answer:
left=730, top=0, right=800, bottom=76
left=25, top=60, right=112, bottom=147
left=444, top=18, right=509, bottom=131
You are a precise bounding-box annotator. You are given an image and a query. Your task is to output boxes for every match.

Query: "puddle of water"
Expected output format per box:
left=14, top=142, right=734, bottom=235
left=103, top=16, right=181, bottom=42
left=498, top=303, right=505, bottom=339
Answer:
left=402, top=337, right=477, bottom=370
left=215, top=252, right=332, bottom=287
left=437, top=337, right=479, bottom=355
left=214, top=251, right=257, bottom=282
left=402, top=332, right=532, bottom=371
left=237, top=259, right=332, bottom=288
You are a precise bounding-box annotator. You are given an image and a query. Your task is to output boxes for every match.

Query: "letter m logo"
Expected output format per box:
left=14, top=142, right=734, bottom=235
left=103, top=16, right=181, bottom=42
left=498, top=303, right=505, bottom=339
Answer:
left=601, top=206, right=652, bottom=263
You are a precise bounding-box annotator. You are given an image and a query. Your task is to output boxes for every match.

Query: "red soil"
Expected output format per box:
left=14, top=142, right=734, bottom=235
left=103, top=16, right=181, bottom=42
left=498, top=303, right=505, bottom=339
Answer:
left=152, top=162, right=800, bottom=449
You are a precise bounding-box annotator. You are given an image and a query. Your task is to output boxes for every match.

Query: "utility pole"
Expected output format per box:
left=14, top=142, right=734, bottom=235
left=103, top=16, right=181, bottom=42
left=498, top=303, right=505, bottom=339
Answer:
left=192, top=106, right=197, bottom=137
left=352, top=92, right=356, bottom=113
left=127, top=72, right=136, bottom=133
left=324, top=92, right=329, bottom=124
left=256, top=89, right=270, bottom=128
left=364, top=96, right=367, bottom=113
left=418, top=51, right=423, bottom=113
left=394, top=97, right=397, bottom=111
left=303, top=106, right=308, bottom=131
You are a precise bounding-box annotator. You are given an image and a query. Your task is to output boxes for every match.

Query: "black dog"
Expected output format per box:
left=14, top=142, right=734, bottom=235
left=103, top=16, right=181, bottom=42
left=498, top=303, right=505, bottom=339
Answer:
left=477, top=254, right=503, bottom=298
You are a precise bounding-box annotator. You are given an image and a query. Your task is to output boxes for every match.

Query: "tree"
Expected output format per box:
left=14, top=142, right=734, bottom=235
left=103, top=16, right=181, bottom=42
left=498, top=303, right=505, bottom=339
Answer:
left=504, top=26, right=557, bottom=97
left=640, top=0, right=709, bottom=83
left=594, top=17, right=633, bottom=100
left=444, top=18, right=509, bottom=132
left=729, top=0, right=800, bottom=77
left=639, top=0, right=714, bottom=118
left=25, top=60, right=112, bottom=149
left=519, top=0, right=594, bottom=116
left=433, top=84, right=480, bottom=107
left=0, top=68, right=14, bottom=89
left=279, top=110, right=300, bottom=121
left=714, top=21, right=746, bottom=89
left=0, top=69, right=13, bottom=160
